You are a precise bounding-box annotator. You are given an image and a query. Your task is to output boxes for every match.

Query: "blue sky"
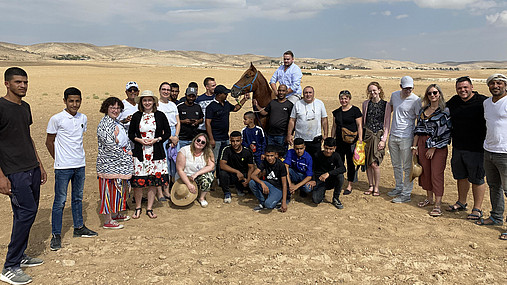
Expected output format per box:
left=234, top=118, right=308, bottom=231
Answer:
left=1, top=0, right=506, bottom=63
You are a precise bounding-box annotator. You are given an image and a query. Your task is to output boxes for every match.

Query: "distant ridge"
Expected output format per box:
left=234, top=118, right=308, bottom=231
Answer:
left=1, top=42, right=505, bottom=70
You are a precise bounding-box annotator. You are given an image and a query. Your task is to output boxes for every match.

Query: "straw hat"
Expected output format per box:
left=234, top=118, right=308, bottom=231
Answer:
left=134, top=90, right=158, bottom=104
left=171, top=178, right=198, bottom=206
left=409, top=154, right=423, bottom=182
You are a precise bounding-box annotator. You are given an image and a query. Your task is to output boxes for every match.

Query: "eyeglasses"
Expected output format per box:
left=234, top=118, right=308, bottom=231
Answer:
left=427, top=91, right=439, bottom=96
left=108, top=106, right=121, bottom=110
left=127, top=88, right=138, bottom=93
left=402, top=87, right=413, bottom=91
left=196, top=138, right=206, bottom=144
left=339, top=90, right=351, bottom=95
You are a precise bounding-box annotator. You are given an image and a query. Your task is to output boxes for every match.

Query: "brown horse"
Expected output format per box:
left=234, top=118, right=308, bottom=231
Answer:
left=230, top=63, right=275, bottom=129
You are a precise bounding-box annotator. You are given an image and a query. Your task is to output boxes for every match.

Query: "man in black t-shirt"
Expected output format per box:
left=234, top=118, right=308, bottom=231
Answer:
left=177, top=87, right=203, bottom=148
left=445, top=76, right=488, bottom=219
left=219, top=131, right=255, bottom=203
left=309, top=138, right=346, bottom=209
left=253, top=84, right=293, bottom=156
left=0, top=67, right=47, bottom=284
left=248, top=145, right=288, bottom=212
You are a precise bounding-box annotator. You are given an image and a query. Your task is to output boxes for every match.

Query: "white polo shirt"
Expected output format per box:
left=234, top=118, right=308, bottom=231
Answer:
left=46, top=110, right=87, bottom=169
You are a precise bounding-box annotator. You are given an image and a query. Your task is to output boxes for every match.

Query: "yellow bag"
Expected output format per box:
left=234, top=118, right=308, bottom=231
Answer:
left=353, top=142, right=366, bottom=166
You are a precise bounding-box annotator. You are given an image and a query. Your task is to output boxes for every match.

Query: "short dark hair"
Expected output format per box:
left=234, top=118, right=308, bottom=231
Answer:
left=456, top=76, right=472, bottom=86
left=323, top=137, right=336, bottom=147
left=188, top=82, right=198, bottom=88
left=244, top=111, right=255, bottom=119
left=64, top=87, right=81, bottom=100
left=230, top=131, right=242, bottom=138
left=4, top=67, right=27, bottom=81
left=294, top=138, right=305, bottom=146
left=204, top=77, right=215, bottom=87
left=170, top=82, right=179, bottom=89
left=283, top=50, right=294, bottom=58
left=265, top=145, right=278, bottom=154
left=159, top=82, right=170, bottom=90
left=100, top=97, right=124, bottom=114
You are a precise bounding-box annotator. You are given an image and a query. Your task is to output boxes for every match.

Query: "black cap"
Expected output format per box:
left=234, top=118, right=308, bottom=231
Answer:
left=214, top=84, right=231, bottom=95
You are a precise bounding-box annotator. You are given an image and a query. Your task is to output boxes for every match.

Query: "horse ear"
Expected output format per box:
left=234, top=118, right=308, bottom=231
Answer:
left=250, top=62, right=256, bottom=71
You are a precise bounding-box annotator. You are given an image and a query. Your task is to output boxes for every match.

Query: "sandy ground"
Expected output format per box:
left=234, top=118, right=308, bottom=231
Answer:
left=0, top=62, right=506, bottom=284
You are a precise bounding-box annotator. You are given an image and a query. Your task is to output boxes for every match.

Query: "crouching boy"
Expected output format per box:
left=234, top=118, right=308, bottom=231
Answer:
left=249, top=145, right=288, bottom=212
left=284, top=138, right=313, bottom=200
left=310, top=137, right=346, bottom=209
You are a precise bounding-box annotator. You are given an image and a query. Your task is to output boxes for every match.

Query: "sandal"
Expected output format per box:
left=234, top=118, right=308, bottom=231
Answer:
left=146, top=209, right=157, bottom=219
left=132, top=208, right=142, bottom=219
left=446, top=201, right=467, bottom=212
left=467, top=208, right=483, bottom=220
left=429, top=206, right=442, bottom=217
left=372, top=190, right=380, bottom=196
left=499, top=233, right=507, bottom=240
left=418, top=199, right=433, bottom=208
left=476, top=216, right=503, bottom=226
left=343, top=189, right=352, bottom=195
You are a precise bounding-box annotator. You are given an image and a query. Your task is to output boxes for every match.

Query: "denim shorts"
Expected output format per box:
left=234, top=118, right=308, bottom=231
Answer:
left=451, top=148, right=485, bottom=185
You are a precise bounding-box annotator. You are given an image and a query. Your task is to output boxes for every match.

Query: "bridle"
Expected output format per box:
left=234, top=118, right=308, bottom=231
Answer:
left=233, top=71, right=258, bottom=94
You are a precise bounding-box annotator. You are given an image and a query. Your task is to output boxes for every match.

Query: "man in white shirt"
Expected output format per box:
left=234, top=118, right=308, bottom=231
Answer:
left=270, top=50, right=303, bottom=104
left=287, top=86, right=328, bottom=160
left=477, top=74, right=507, bottom=238
left=387, top=76, right=422, bottom=203
left=118, top=81, right=139, bottom=130
left=46, top=87, right=97, bottom=251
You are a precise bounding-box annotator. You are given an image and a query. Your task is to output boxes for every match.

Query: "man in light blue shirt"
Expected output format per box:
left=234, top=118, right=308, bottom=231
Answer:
left=270, top=50, right=302, bottom=104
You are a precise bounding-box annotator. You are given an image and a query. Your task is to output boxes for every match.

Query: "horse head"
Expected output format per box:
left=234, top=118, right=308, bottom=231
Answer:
left=231, top=62, right=258, bottom=98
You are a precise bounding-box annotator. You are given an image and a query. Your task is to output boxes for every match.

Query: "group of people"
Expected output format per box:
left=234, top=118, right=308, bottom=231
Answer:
left=0, top=50, right=506, bottom=284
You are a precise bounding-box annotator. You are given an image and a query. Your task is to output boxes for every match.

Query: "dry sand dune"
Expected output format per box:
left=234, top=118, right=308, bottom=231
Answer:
left=0, top=61, right=506, bottom=284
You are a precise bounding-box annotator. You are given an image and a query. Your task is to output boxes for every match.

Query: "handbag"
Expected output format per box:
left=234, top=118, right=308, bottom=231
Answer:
left=353, top=142, right=366, bottom=166
left=338, top=108, right=357, bottom=144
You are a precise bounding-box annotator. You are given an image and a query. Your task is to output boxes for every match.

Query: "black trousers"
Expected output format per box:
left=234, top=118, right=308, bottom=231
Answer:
left=219, top=170, right=249, bottom=195
left=4, top=167, right=41, bottom=269
left=312, top=173, right=344, bottom=204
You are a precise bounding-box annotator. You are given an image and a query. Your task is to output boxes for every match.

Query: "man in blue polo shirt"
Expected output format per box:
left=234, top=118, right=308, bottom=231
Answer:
left=205, top=85, right=247, bottom=168
left=284, top=138, right=313, bottom=200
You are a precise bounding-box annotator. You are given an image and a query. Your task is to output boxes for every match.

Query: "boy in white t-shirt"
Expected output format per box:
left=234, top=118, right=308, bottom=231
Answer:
left=46, top=87, right=97, bottom=251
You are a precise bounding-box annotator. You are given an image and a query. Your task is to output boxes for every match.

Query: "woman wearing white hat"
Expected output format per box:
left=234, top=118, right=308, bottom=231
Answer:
left=128, top=90, right=171, bottom=219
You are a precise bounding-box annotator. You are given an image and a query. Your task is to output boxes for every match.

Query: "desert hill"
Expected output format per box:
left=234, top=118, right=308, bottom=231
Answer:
left=0, top=42, right=505, bottom=70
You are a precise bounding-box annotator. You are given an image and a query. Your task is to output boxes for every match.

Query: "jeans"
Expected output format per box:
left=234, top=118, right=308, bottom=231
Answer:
left=484, top=150, right=507, bottom=222
left=288, top=168, right=312, bottom=194
left=312, top=174, right=344, bottom=204
left=179, top=140, right=192, bottom=148
left=388, top=135, right=414, bottom=196
left=4, top=167, right=41, bottom=269
left=52, top=167, right=85, bottom=235
left=249, top=180, right=283, bottom=209
left=267, top=135, right=288, bottom=156
left=213, top=140, right=229, bottom=177
left=165, top=126, right=179, bottom=177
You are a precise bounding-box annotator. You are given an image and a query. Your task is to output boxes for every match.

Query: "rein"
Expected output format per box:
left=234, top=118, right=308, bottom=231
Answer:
left=233, top=71, right=258, bottom=93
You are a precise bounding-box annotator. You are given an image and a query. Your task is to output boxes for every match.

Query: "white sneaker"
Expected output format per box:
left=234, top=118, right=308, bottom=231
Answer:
left=199, top=199, right=208, bottom=208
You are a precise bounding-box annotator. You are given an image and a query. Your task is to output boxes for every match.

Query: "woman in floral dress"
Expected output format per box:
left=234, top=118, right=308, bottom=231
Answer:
left=128, top=90, right=171, bottom=219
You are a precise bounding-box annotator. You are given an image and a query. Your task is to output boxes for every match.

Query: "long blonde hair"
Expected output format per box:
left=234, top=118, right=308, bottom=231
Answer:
left=423, top=84, right=446, bottom=111
left=190, top=133, right=214, bottom=163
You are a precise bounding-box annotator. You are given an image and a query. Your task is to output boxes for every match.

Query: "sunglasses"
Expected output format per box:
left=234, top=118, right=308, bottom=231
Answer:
left=127, top=88, right=138, bottom=93
left=427, top=91, right=439, bottom=96
left=196, top=138, right=206, bottom=144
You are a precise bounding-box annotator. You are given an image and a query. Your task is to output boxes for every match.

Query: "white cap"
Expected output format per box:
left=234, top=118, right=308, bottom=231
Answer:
left=400, top=76, right=414, bottom=88
left=125, top=81, right=139, bottom=90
